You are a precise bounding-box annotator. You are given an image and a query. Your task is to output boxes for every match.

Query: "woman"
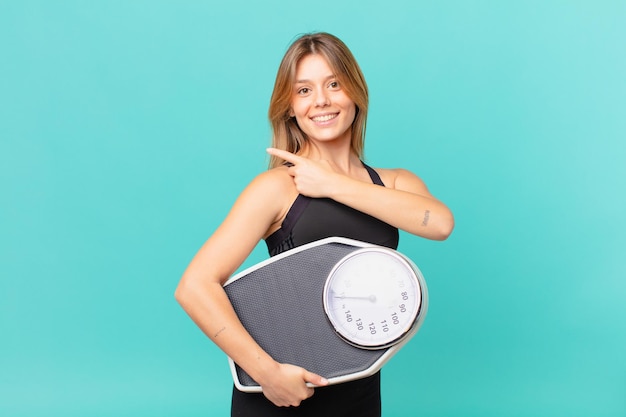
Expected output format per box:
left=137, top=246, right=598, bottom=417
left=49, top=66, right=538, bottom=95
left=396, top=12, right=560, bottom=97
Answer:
left=175, top=32, right=454, bottom=416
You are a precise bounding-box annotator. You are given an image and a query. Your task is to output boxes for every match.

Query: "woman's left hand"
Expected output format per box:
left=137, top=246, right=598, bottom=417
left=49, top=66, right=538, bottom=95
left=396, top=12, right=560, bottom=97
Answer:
left=266, top=148, right=339, bottom=198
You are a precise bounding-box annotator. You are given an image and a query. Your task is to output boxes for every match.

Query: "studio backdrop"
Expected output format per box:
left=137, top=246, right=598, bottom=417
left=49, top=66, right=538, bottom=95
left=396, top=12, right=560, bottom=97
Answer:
left=1, top=1, right=625, bottom=416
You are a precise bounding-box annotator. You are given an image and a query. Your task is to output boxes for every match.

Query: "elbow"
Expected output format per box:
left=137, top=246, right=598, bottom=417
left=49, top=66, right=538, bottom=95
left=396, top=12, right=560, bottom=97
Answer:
left=175, top=272, right=224, bottom=308
left=175, top=275, right=203, bottom=313
left=434, top=223, right=454, bottom=241
left=174, top=276, right=192, bottom=306
left=432, top=212, right=455, bottom=241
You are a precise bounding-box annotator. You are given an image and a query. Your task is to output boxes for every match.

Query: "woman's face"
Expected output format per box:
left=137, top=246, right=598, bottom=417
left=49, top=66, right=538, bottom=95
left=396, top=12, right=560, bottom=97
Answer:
left=290, top=54, right=356, bottom=145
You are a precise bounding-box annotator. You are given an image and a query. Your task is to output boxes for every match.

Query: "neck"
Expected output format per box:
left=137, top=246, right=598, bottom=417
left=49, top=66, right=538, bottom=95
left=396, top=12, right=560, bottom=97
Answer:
left=300, top=140, right=362, bottom=175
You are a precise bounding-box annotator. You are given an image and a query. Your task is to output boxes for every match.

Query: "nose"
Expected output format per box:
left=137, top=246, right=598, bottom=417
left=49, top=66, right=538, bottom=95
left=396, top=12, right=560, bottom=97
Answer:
left=314, top=88, right=330, bottom=107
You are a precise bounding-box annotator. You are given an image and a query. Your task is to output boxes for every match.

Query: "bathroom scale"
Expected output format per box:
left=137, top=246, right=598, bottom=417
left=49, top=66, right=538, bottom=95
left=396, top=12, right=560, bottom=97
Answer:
left=223, top=236, right=428, bottom=392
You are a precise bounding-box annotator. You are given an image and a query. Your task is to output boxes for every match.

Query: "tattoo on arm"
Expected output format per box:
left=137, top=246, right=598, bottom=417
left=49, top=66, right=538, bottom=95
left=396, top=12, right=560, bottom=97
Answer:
left=214, top=326, right=226, bottom=338
left=421, top=210, right=430, bottom=227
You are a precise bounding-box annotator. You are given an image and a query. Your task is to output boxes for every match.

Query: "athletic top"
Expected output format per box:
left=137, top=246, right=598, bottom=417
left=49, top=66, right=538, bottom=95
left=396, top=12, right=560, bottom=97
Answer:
left=265, top=162, right=399, bottom=256
left=231, top=162, right=398, bottom=416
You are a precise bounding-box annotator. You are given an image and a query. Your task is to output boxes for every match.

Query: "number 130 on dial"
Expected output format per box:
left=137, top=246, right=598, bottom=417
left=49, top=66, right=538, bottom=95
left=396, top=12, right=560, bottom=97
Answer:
left=323, top=247, right=426, bottom=350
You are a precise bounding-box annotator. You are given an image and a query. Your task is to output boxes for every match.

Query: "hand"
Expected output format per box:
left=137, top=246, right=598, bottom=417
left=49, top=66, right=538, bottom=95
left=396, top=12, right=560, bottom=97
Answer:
left=266, top=148, right=339, bottom=198
left=260, top=362, right=329, bottom=407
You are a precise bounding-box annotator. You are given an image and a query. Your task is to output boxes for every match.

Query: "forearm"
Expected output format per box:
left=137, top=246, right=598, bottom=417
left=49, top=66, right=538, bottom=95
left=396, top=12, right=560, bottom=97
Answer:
left=175, top=278, right=278, bottom=384
left=329, top=176, right=454, bottom=240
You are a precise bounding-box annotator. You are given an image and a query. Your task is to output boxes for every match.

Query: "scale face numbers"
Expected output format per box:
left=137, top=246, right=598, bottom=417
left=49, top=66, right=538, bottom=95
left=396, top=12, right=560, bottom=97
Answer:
left=323, top=247, right=422, bottom=350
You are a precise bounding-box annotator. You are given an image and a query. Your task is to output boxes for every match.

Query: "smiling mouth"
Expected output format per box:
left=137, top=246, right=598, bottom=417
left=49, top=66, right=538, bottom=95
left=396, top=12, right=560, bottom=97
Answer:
left=311, top=113, right=338, bottom=122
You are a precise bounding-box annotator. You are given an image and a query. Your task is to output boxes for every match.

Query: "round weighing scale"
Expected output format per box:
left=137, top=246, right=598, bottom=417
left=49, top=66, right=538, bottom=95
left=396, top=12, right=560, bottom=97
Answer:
left=223, top=236, right=428, bottom=392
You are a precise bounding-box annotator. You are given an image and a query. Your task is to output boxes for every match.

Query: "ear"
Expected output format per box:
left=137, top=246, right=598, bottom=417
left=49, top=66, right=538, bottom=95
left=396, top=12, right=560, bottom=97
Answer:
left=288, top=108, right=295, bottom=118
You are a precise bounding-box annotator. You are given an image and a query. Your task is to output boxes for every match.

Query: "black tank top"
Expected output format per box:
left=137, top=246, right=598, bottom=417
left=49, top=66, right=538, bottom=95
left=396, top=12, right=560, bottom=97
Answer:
left=233, top=163, right=393, bottom=416
left=265, top=163, right=399, bottom=256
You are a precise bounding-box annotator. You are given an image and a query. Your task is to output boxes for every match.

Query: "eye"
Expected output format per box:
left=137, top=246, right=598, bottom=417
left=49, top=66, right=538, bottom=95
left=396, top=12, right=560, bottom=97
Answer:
left=297, top=87, right=311, bottom=95
left=328, top=80, right=340, bottom=89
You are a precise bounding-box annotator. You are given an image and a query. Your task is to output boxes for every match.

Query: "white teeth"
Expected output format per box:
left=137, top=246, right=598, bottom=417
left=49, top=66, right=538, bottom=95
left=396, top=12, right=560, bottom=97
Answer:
left=312, top=113, right=337, bottom=122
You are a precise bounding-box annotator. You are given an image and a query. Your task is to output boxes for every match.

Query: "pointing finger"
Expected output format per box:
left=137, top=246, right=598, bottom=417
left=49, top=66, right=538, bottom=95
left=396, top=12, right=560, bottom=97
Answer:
left=266, top=148, right=304, bottom=165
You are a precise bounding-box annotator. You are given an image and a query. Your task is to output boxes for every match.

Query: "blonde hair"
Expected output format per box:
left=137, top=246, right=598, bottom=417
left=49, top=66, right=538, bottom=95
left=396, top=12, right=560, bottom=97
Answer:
left=268, top=32, right=369, bottom=169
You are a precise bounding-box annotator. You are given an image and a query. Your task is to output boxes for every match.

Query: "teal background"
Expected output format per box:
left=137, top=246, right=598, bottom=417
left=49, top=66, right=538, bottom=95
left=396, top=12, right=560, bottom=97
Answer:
left=1, top=1, right=625, bottom=416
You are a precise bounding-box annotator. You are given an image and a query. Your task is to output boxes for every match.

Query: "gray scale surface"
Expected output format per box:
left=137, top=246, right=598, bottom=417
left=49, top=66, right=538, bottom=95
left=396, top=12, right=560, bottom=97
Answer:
left=223, top=238, right=426, bottom=391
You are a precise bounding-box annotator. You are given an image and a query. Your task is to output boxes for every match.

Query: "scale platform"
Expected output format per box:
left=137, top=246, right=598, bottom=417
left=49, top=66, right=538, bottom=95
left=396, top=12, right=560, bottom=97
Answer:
left=223, top=236, right=428, bottom=392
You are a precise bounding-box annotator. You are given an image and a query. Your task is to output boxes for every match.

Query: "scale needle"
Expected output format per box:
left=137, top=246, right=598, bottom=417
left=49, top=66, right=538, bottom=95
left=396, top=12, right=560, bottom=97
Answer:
left=334, top=293, right=377, bottom=302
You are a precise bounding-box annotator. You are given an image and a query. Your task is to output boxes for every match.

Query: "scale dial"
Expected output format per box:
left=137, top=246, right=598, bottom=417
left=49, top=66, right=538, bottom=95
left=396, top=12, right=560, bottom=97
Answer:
left=323, top=247, right=423, bottom=350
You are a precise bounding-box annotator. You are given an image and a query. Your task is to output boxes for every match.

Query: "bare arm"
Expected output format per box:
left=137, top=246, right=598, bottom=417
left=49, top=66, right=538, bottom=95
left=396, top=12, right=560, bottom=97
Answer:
left=175, top=170, right=327, bottom=406
left=330, top=168, right=454, bottom=240
left=266, top=148, right=454, bottom=240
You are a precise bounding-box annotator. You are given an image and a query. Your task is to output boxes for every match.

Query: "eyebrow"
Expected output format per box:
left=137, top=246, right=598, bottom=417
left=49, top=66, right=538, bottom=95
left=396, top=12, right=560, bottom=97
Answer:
left=294, top=74, right=337, bottom=84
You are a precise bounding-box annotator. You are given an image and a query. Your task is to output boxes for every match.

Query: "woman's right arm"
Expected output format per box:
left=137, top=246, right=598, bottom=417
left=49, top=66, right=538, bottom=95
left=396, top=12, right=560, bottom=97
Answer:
left=174, top=170, right=327, bottom=407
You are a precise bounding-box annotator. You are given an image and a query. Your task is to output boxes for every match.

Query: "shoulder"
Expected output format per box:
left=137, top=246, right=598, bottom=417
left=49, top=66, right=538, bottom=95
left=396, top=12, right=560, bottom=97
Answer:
left=240, top=166, right=298, bottom=237
left=246, top=165, right=295, bottom=195
left=372, top=167, right=431, bottom=194
left=239, top=166, right=298, bottom=213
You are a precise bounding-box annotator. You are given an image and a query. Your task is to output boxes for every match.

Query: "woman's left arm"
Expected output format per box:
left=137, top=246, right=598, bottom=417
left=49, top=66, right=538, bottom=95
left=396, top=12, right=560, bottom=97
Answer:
left=266, top=148, right=454, bottom=240
left=334, top=167, right=454, bottom=240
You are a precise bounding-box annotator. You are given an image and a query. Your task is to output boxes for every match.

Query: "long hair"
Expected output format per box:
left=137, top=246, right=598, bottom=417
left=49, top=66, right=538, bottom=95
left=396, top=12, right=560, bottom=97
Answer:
left=268, top=32, right=368, bottom=169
